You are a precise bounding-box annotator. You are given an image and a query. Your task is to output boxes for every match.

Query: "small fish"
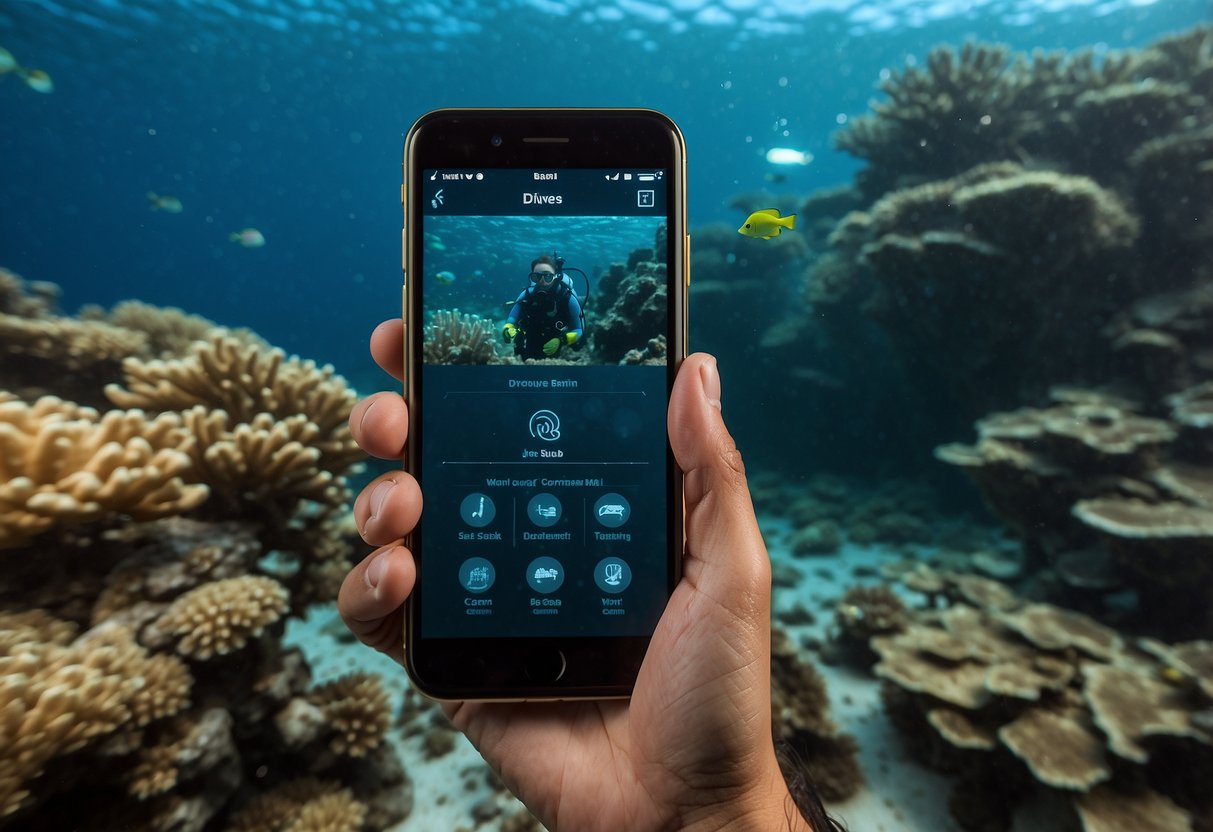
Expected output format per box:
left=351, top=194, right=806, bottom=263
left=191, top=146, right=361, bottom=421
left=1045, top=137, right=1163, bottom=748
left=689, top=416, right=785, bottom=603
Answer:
left=434, top=270, right=456, bottom=285
left=765, top=147, right=813, bottom=166
left=0, top=47, right=16, bottom=74
left=18, top=68, right=53, bottom=94
left=424, top=232, right=446, bottom=252
left=147, top=192, right=183, bottom=213
left=738, top=208, right=796, bottom=240
left=230, top=228, right=265, bottom=248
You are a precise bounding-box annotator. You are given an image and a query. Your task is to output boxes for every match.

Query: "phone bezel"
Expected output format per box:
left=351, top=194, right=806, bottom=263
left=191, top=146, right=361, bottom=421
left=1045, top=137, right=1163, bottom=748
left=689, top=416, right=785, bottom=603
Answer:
left=401, top=109, right=687, bottom=700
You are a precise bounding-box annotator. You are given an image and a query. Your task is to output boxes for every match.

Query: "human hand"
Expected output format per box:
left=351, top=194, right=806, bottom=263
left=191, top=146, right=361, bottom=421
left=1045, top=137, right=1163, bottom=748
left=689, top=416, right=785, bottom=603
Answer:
left=503, top=322, right=518, bottom=343
left=542, top=336, right=562, bottom=356
left=341, top=319, right=810, bottom=831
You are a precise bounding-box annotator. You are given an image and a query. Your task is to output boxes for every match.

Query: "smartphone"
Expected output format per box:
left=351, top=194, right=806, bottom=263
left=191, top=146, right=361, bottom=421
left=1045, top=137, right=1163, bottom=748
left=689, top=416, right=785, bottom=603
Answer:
left=400, top=108, right=688, bottom=700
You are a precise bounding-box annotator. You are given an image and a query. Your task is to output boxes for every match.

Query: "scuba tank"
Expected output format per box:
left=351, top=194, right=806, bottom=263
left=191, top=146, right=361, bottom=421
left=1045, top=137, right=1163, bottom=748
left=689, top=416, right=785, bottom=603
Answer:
left=552, top=251, right=589, bottom=347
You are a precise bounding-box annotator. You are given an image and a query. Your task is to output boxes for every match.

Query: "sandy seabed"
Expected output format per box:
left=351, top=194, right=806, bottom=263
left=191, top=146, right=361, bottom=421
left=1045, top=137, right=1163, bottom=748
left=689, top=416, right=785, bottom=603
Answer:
left=286, top=511, right=1070, bottom=832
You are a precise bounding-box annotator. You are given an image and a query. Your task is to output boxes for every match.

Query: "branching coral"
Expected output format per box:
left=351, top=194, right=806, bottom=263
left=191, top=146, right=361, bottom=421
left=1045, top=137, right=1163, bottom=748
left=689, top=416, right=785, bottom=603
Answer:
left=308, top=672, right=392, bottom=758
left=155, top=575, right=290, bottom=660
left=104, top=331, right=363, bottom=510
left=0, top=616, right=192, bottom=819
left=0, top=396, right=210, bottom=549
left=226, top=778, right=367, bottom=832
left=423, top=308, right=499, bottom=365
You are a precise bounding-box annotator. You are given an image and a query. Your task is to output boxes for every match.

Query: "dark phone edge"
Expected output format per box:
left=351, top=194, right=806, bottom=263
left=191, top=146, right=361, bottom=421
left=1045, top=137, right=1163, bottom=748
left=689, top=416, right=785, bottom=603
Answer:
left=400, top=107, right=687, bottom=702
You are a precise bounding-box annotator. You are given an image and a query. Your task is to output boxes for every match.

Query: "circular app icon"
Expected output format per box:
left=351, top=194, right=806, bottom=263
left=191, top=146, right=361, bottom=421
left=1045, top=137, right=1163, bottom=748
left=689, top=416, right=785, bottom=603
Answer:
left=460, top=493, right=496, bottom=527
left=593, top=493, right=631, bottom=528
left=526, top=556, right=564, bottom=593
left=594, top=557, right=632, bottom=594
left=527, top=493, right=562, bottom=527
left=459, top=557, right=496, bottom=593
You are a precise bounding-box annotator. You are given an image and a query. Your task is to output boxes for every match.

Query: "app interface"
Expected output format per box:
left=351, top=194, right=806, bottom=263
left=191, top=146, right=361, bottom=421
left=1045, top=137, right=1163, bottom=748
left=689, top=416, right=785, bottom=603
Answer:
left=417, top=168, right=672, bottom=638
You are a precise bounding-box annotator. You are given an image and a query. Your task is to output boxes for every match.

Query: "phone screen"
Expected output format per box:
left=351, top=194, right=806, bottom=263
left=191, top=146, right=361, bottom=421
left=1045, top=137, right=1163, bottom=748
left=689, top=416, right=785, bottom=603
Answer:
left=413, top=166, right=677, bottom=643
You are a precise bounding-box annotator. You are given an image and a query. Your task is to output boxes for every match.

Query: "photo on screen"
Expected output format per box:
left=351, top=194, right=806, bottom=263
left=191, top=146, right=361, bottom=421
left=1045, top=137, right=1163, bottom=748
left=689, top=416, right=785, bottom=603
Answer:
left=422, top=214, right=668, bottom=366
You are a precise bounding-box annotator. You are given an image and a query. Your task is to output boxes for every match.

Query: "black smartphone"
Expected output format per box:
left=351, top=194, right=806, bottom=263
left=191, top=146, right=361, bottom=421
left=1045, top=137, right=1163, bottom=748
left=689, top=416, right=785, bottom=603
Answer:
left=400, top=108, right=688, bottom=700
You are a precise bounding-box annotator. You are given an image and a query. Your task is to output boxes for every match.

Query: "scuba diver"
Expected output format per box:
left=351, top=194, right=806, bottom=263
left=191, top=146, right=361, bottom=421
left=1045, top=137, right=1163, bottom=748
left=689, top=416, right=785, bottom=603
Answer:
left=503, top=254, right=586, bottom=359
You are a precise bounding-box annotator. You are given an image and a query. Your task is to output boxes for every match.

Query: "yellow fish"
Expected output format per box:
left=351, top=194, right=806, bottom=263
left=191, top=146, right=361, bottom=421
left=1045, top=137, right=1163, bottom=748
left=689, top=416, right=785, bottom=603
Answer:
left=738, top=209, right=796, bottom=239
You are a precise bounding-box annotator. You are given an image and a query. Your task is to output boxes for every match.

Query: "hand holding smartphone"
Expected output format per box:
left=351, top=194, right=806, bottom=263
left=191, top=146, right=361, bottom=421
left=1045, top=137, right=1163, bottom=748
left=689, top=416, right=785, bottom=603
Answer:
left=401, top=109, right=688, bottom=700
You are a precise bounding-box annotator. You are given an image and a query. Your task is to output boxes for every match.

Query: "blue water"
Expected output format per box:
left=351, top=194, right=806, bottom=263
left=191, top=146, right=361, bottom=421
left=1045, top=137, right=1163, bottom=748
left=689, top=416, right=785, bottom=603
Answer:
left=1, top=0, right=1206, bottom=403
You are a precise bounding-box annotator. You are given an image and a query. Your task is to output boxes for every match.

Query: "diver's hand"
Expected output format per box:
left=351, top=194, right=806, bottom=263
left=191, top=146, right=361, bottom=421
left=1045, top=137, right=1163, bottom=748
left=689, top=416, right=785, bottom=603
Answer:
left=503, top=322, right=518, bottom=343
left=542, top=336, right=562, bottom=356
left=340, top=323, right=810, bottom=831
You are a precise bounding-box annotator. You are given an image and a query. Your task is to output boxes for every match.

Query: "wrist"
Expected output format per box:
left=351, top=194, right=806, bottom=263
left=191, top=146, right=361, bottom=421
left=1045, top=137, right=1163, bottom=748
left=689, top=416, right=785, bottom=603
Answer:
left=682, top=763, right=815, bottom=832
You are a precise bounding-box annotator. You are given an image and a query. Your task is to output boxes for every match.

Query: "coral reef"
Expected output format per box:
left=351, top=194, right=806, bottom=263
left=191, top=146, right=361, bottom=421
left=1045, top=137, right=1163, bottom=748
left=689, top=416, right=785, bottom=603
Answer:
left=0, top=279, right=407, bottom=831
left=810, top=27, right=1213, bottom=449
left=834, top=28, right=1213, bottom=197
left=423, top=308, right=499, bottom=364
left=771, top=627, right=864, bottom=802
left=871, top=584, right=1212, bottom=831
left=592, top=235, right=672, bottom=364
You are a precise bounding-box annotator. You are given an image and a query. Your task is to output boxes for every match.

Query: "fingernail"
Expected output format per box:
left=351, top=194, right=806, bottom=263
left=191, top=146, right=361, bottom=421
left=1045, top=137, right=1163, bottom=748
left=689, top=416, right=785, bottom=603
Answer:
left=369, top=478, right=396, bottom=519
left=700, top=358, right=721, bottom=409
left=366, top=550, right=390, bottom=589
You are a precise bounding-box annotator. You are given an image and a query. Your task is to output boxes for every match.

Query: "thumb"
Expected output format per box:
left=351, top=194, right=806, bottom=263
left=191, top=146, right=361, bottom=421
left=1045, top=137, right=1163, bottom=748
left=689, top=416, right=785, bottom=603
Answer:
left=668, top=353, right=770, bottom=606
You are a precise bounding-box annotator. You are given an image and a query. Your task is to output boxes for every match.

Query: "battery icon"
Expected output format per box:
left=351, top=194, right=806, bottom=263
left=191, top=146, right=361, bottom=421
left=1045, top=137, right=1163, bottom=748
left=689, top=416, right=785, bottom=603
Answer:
left=637, top=173, right=656, bottom=181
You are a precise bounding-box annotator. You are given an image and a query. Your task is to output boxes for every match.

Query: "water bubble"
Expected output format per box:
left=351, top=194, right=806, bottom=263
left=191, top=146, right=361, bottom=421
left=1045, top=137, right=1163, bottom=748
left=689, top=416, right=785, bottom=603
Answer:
left=722, top=80, right=733, bottom=90
left=778, top=76, right=788, bottom=87
left=147, top=128, right=157, bottom=136
left=835, top=113, right=848, bottom=124
left=979, top=115, right=992, bottom=126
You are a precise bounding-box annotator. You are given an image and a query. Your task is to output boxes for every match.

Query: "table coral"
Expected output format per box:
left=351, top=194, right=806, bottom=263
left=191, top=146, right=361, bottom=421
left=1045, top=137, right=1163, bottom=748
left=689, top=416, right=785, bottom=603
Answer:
left=871, top=587, right=1212, bottom=831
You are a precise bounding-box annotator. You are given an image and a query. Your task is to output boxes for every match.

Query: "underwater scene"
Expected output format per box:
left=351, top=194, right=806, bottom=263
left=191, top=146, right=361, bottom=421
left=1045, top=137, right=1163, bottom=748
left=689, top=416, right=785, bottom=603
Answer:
left=2, top=0, right=1212, bottom=830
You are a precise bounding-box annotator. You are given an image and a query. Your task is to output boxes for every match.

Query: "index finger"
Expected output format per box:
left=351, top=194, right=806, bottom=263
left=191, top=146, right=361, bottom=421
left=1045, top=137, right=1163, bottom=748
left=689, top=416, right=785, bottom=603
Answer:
left=370, top=319, right=405, bottom=382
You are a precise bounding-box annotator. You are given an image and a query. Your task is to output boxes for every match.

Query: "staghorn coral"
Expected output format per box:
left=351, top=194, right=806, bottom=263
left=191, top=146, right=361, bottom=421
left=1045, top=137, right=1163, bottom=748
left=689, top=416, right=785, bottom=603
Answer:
left=0, top=396, right=210, bottom=549
left=155, top=576, right=289, bottom=660
left=422, top=308, right=499, bottom=364
left=308, top=672, right=392, bottom=759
